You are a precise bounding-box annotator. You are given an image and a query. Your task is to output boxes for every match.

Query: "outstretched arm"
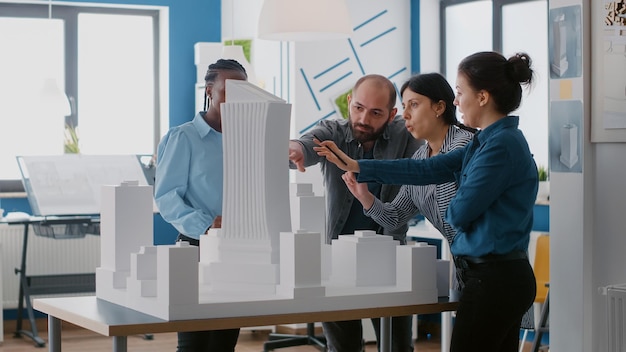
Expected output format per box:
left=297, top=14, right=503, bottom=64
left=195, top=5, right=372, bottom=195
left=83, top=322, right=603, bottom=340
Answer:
left=314, top=140, right=360, bottom=172
left=288, top=140, right=306, bottom=172
left=342, top=171, right=374, bottom=210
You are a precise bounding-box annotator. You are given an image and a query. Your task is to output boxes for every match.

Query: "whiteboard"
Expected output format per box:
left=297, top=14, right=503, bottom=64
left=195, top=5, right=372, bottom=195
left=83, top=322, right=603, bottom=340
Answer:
left=17, top=155, right=151, bottom=216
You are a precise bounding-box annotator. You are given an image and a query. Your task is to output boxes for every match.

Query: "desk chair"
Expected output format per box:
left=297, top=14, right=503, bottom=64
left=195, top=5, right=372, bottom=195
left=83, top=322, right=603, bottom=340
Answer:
left=519, top=234, right=550, bottom=352
left=530, top=286, right=549, bottom=352
left=263, top=322, right=326, bottom=351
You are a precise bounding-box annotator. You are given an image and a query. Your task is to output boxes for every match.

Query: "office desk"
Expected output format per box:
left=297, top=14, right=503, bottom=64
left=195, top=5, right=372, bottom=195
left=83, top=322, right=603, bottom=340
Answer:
left=34, top=295, right=459, bottom=352
left=1, top=216, right=99, bottom=347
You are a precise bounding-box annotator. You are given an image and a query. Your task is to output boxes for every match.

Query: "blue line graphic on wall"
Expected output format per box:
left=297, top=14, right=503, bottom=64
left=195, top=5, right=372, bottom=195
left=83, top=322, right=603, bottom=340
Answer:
left=300, top=68, right=321, bottom=111
left=361, top=27, right=397, bottom=47
left=348, top=39, right=365, bottom=76
left=389, top=67, right=407, bottom=80
left=314, top=58, right=350, bottom=79
left=320, top=72, right=353, bottom=93
left=354, top=10, right=388, bottom=31
left=299, top=111, right=337, bottom=135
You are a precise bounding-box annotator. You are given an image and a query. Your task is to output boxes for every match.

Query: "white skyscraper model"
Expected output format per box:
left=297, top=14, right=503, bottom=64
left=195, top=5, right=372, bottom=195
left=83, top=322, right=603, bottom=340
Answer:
left=95, top=81, right=443, bottom=321
left=199, top=80, right=293, bottom=296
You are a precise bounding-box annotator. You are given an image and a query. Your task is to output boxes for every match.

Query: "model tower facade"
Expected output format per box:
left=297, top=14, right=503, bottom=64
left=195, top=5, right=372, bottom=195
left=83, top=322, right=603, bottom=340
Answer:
left=200, top=80, right=293, bottom=295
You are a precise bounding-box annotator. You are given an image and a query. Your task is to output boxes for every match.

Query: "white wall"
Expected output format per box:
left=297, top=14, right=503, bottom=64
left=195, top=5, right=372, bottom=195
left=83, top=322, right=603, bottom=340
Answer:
left=550, top=1, right=626, bottom=351
left=592, top=143, right=626, bottom=351
left=250, top=0, right=412, bottom=195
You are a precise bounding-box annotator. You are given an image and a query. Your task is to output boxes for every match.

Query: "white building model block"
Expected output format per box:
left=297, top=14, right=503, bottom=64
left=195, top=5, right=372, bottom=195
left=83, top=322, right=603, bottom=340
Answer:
left=96, top=180, right=153, bottom=303
left=289, top=183, right=326, bottom=243
left=95, top=81, right=441, bottom=321
left=277, top=229, right=325, bottom=298
left=331, top=230, right=398, bottom=287
left=289, top=183, right=332, bottom=280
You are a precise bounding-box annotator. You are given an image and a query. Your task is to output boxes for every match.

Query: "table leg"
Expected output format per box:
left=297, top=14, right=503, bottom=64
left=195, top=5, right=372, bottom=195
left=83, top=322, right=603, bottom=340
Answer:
left=112, top=336, right=128, bottom=352
left=380, top=317, right=392, bottom=352
left=48, top=315, right=62, bottom=352
left=441, top=311, right=452, bottom=352
left=15, top=224, right=45, bottom=347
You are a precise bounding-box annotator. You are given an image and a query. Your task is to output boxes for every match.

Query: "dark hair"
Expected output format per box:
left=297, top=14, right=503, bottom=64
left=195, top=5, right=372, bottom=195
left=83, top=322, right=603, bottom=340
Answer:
left=457, top=51, right=534, bottom=115
left=202, top=59, right=247, bottom=110
left=204, top=58, right=247, bottom=84
left=353, top=74, right=397, bottom=112
left=400, top=73, right=476, bottom=132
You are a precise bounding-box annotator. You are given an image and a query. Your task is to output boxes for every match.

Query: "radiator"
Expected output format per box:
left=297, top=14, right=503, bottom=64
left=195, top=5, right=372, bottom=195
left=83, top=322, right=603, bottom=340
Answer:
left=607, top=283, right=626, bottom=352
left=0, top=223, right=100, bottom=309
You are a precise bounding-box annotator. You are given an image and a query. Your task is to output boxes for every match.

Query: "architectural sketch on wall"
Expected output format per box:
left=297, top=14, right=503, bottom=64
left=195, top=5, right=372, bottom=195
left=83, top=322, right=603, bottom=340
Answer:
left=592, top=0, right=626, bottom=141
left=551, top=14, right=569, bottom=77
left=95, top=80, right=442, bottom=321
left=549, top=101, right=583, bottom=173
left=548, top=5, right=582, bottom=79
left=559, top=123, right=579, bottom=168
left=602, top=0, right=626, bottom=129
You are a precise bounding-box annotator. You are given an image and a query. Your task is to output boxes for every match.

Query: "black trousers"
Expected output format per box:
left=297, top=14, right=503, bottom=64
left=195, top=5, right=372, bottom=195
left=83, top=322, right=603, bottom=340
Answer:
left=175, top=233, right=240, bottom=352
left=451, top=258, right=536, bottom=352
left=322, top=315, right=413, bottom=352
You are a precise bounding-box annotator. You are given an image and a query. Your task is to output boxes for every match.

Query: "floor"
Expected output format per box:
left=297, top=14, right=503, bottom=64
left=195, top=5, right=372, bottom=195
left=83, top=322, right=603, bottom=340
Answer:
left=0, top=321, right=539, bottom=351
left=1, top=325, right=444, bottom=352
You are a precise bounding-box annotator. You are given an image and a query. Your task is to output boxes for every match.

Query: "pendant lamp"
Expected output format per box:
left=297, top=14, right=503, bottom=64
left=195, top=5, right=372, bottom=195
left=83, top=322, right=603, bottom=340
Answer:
left=258, top=0, right=353, bottom=41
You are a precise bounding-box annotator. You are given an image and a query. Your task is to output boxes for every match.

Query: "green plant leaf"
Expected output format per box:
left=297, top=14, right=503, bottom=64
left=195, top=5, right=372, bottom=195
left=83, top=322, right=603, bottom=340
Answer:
left=537, top=165, right=548, bottom=181
left=64, top=123, right=80, bottom=154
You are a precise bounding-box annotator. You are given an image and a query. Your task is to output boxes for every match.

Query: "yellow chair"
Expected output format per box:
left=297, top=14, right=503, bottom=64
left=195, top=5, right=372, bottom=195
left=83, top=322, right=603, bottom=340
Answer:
left=533, top=235, right=550, bottom=305
left=530, top=235, right=550, bottom=352
left=519, top=234, right=550, bottom=352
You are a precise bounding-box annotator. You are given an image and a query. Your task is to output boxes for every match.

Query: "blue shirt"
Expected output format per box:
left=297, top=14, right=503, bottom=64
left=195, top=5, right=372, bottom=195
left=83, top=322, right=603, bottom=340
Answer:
left=356, top=116, right=538, bottom=257
left=154, top=113, right=223, bottom=240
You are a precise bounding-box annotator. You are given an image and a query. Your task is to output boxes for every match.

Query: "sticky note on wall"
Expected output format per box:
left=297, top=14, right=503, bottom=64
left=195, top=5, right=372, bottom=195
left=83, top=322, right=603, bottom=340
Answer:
left=560, top=80, right=573, bottom=99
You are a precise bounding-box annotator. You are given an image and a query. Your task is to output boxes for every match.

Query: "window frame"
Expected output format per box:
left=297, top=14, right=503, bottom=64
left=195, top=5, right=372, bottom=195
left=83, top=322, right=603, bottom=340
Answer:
left=0, top=2, right=161, bottom=188
left=439, top=0, right=545, bottom=73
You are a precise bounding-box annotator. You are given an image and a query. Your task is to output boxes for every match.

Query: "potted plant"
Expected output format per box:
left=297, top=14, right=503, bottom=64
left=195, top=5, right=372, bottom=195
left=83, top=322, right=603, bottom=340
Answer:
left=536, top=165, right=550, bottom=203
left=64, top=122, right=80, bottom=154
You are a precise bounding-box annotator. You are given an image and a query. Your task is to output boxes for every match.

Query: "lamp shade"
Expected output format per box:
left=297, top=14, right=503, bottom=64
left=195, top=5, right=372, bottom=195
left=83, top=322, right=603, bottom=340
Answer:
left=258, top=0, right=353, bottom=41
left=40, top=78, right=71, bottom=116
left=221, top=45, right=258, bottom=85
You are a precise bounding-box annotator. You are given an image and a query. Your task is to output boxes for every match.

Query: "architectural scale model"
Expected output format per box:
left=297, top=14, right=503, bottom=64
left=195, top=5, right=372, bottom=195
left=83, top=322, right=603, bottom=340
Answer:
left=96, top=80, right=444, bottom=321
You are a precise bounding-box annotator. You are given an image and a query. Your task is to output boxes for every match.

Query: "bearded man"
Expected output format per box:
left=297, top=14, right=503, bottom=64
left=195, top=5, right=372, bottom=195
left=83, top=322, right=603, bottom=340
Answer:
left=288, top=74, right=422, bottom=352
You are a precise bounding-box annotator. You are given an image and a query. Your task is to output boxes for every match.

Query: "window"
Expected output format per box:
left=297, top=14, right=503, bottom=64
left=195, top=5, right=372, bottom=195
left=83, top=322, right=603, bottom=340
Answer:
left=440, top=0, right=549, bottom=167
left=0, top=3, right=161, bottom=181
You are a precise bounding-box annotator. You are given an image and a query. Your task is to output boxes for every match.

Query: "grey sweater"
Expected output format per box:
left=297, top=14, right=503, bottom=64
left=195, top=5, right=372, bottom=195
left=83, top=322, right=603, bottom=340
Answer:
left=292, top=116, right=422, bottom=244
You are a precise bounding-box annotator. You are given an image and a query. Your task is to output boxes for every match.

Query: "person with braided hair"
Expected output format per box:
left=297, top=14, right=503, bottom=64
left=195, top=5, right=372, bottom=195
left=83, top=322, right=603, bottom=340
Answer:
left=315, top=51, right=539, bottom=352
left=155, top=58, right=247, bottom=352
